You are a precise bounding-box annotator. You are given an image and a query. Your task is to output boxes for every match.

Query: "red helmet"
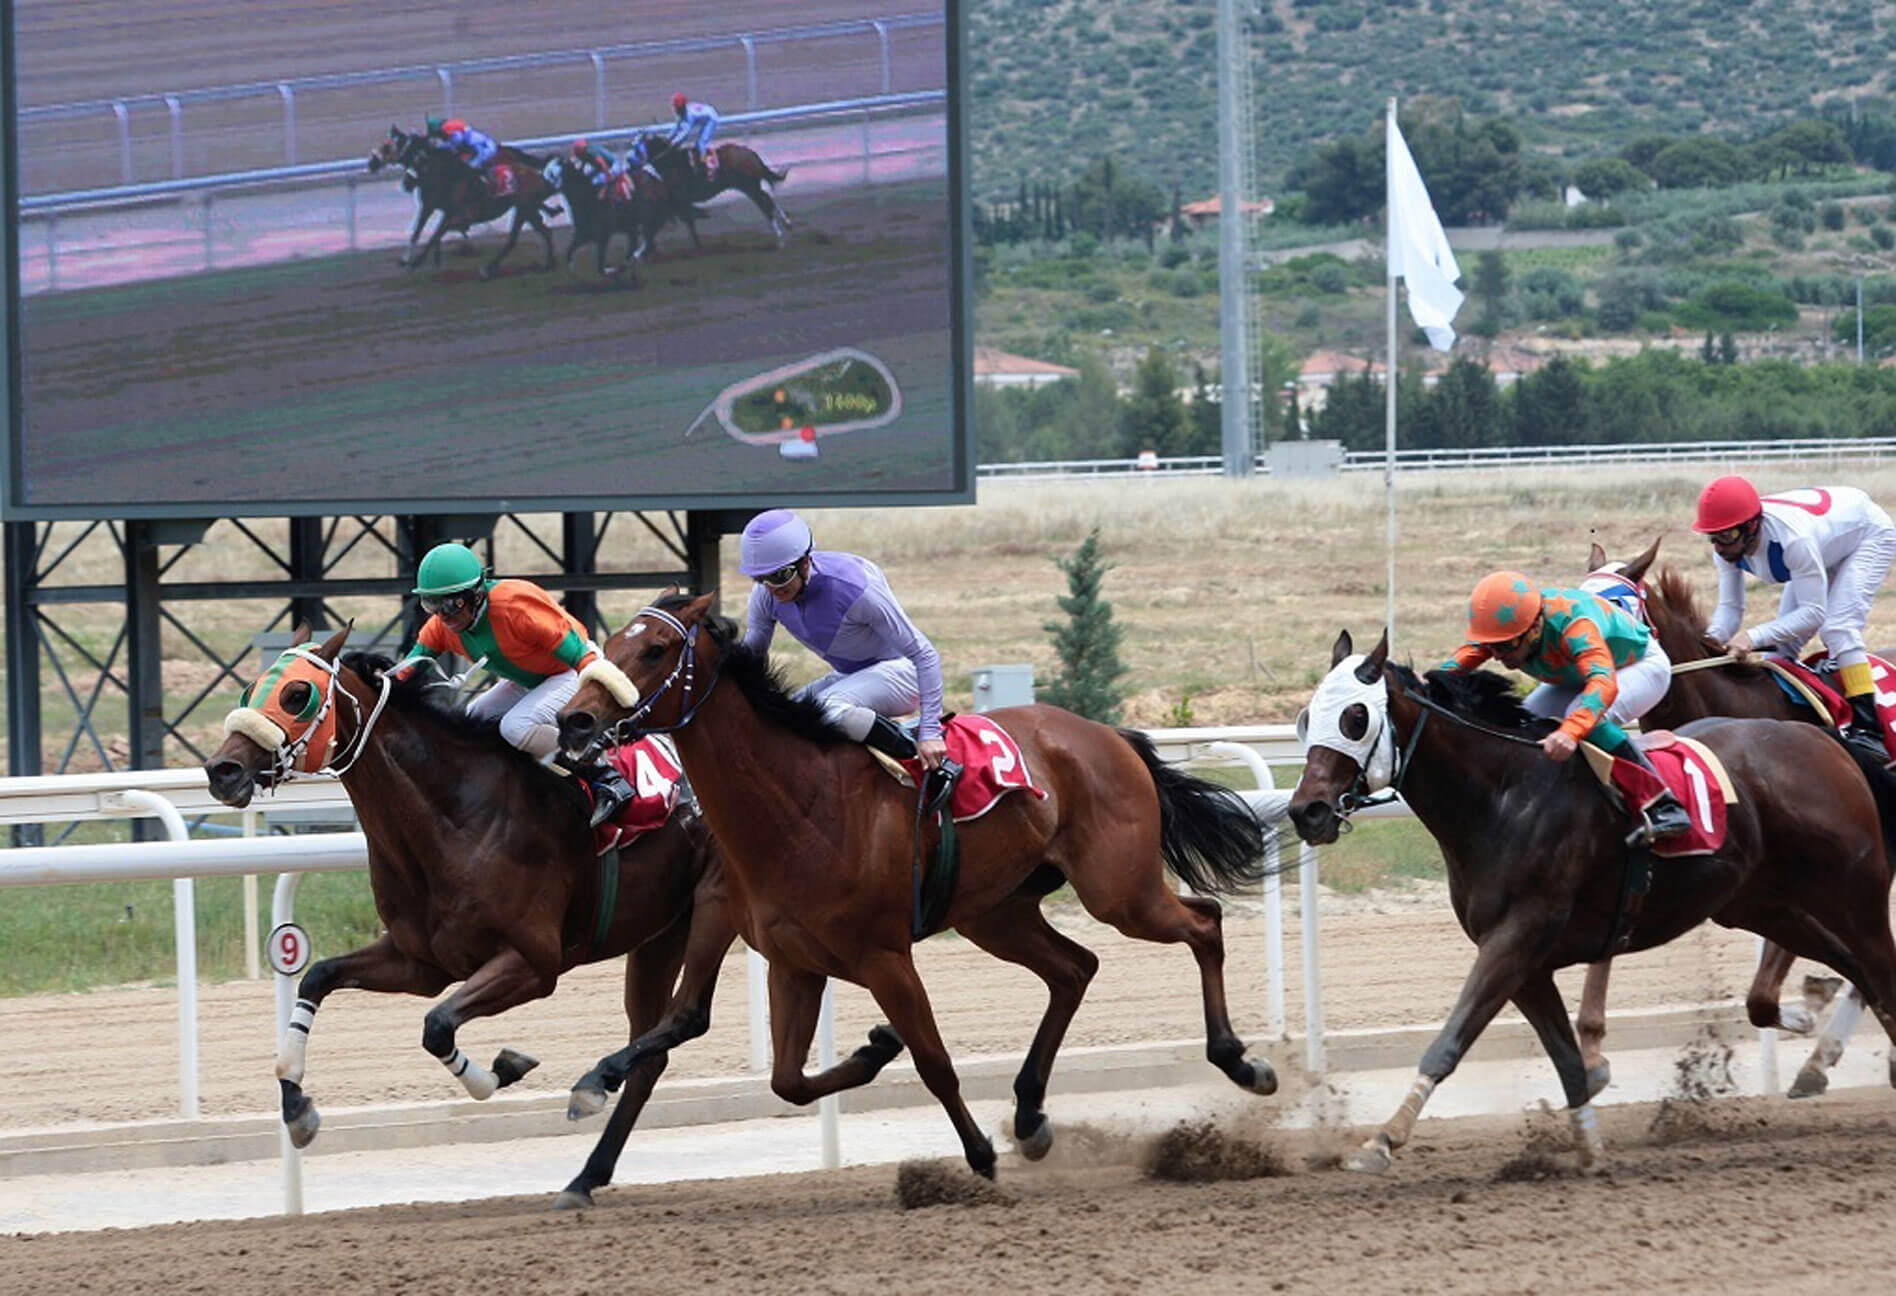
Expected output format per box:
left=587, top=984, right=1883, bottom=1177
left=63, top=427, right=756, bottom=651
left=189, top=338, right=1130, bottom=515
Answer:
left=570, top=137, right=588, bottom=154
left=1693, top=475, right=1762, bottom=533
left=672, top=92, right=689, bottom=112
left=440, top=117, right=467, bottom=136
left=1467, top=571, right=1542, bottom=644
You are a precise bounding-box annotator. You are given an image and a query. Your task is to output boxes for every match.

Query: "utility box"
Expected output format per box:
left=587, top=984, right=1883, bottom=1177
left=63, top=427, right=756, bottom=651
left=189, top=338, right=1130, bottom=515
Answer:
left=971, top=664, right=1035, bottom=712
left=1267, top=439, right=1343, bottom=479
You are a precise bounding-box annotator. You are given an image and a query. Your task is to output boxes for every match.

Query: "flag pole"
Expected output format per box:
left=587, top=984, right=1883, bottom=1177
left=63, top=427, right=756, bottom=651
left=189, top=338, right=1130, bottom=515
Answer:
left=1384, top=97, right=1399, bottom=650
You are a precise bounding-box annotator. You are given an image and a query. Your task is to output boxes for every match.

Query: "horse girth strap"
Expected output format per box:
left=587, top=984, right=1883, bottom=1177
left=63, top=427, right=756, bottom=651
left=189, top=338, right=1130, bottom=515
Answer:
left=591, top=845, right=621, bottom=956
left=911, top=762, right=964, bottom=941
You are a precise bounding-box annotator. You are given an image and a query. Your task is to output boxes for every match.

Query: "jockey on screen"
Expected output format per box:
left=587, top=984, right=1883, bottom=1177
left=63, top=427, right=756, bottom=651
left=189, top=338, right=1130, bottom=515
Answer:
left=394, top=542, right=635, bottom=828
left=737, top=509, right=949, bottom=771
left=666, top=92, right=720, bottom=176
left=1441, top=571, right=1691, bottom=841
left=1694, top=475, right=1896, bottom=754
left=567, top=138, right=621, bottom=196
left=432, top=116, right=500, bottom=190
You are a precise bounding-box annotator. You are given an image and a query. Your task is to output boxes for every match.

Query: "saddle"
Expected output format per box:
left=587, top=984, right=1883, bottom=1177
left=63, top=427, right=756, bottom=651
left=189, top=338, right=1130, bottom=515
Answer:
left=1766, top=653, right=1896, bottom=763
left=486, top=164, right=519, bottom=198
left=1579, top=732, right=1736, bottom=958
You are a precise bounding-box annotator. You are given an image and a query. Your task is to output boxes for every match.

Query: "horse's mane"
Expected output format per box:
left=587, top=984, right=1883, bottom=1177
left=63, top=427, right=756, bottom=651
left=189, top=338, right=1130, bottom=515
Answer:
left=340, top=650, right=574, bottom=790
left=1390, top=662, right=1556, bottom=736
left=649, top=593, right=852, bottom=748
left=1643, top=566, right=1773, bottom=679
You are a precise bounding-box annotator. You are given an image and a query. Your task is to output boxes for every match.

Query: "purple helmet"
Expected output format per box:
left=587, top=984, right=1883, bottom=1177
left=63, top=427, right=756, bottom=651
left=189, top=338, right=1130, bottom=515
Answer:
left=738, top=509, right=813, bottom=576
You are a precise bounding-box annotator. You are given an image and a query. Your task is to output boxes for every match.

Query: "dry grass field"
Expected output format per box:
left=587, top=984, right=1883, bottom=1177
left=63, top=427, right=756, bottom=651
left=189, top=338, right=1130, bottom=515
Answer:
left=9, top=458, right=1896, bottom=765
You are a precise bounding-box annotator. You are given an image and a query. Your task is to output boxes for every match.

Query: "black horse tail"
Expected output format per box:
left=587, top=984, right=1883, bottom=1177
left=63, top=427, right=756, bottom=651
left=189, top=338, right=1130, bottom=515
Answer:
left=1118, top=728, right=1271, bottom=894
left=763, top=162, right=789, bottom=185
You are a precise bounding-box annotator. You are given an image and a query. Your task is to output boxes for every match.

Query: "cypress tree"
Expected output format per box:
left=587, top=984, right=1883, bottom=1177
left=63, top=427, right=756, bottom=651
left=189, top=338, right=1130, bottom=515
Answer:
left=1040, top=528, right=1129, bottom=724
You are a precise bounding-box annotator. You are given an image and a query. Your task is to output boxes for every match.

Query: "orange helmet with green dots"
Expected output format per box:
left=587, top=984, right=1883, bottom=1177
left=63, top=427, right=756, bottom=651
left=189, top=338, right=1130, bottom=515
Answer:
left=1467, top=571, right=1543, bottom=643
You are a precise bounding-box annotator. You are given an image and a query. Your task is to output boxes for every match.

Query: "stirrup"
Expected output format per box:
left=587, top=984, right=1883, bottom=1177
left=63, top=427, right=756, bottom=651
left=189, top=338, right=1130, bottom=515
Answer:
left=586, top=769, right=635, bottom=829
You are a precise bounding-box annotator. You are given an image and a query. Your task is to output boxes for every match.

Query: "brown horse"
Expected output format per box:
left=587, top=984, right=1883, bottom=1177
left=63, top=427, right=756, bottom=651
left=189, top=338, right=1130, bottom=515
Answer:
left=554, top=593, right=1274, bottom=1180
left=202, top=625, right=735, bottom=1209
left=366, top=126, right=560, bottom=278
left=1288, top=629, right=1896, bottom=1174
left=1576, top=539, right=1895, bottom=1098
left=639, top=133, right=792, bottom=246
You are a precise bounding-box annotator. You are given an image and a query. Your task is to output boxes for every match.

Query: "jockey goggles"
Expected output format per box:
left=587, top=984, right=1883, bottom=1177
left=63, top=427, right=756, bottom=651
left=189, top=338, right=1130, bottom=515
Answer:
left=420, top=589, right=482, bottom=617
left=754, top=561, right=802, bottom=589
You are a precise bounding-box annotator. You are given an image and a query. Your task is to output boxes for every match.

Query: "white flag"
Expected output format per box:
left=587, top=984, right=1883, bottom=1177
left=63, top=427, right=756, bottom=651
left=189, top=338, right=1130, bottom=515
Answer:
left=1386, top=115, right=1463, bottom=352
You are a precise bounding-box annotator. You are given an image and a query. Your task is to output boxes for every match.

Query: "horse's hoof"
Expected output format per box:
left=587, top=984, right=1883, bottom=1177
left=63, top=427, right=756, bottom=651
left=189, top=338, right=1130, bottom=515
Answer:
left=1343, top=1137, right=1393, bottom=1175
left=1585, top=1060, right=1612, bottom=1100
left=1236, top=1056, right=1278, bottom=1096
left=286, top=1105, right=321, bottom=1149
left=1575, top=1155, right=1609, bottom=1177
left=568, top=1086, right=608, bottom=1120
left=1787, top=1065, right=1829, bottom=1099
left=1015, top=1116, right=1054, bottom=1162
left=550, top=1188, right=594, bottom=1212
left=1777, top=1005, right=1817, bottom=1035
left=493, top=1047, right=539, bottom=1089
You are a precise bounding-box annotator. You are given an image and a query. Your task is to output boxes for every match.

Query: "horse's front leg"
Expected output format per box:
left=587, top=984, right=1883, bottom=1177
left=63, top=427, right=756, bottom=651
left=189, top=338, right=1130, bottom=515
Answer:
left=1513, top=972, right=1608, bottom=1173
left=1575, top=959, right=1614, bottom=1098
left=481, top=208, right=526, bottom=280
left=278, top=935, right=449, bottom=1148
left=1348, top=922, right=1538, bottom=1174
left=401, top=203, right=432, bottom=267
left=420, top=944, right=559, bottom=1099
left=532, top=208, right=556, bottom=271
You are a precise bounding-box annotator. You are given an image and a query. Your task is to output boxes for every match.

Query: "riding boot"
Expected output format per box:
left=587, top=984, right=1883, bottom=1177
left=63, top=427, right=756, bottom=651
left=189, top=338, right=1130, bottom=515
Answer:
left=1621, top=745, right=1692, bottom=841
left=1842, top=693, right=1889, bottom=761
left=862, top=714, right=918, bottom=762
left=552, top=753, right=636, bottom=829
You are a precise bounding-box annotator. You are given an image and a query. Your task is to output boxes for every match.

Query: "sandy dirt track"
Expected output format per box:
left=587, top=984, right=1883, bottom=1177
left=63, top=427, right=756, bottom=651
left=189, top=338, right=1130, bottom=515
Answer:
left=4, top=1088, right=1896, bottom=1295
left=0, top=887, right=1804, bottom=1132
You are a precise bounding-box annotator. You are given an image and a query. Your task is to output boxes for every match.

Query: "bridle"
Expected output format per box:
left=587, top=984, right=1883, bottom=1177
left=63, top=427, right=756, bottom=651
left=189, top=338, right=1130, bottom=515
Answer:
left=601, top=605, right=725, bottom=741
left=224, top=646, right=394, bottom=790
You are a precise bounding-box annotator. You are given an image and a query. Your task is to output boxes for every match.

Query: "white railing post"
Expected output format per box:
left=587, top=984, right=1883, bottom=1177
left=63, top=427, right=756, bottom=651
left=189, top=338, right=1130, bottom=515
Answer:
left=276, top=84, right=296, bottom=166
left=112, top=100, right=133, bottom=184
left=102, top=790, right=199, bottom=1119
left=164, top=95, right=184, bottom=179
left=818, top=979, right=840, bottom=1168
left=242, top=808, right=261, bottom=981
left=590, top=52, right=607, bottom=130
left=1300, top=839, right=1324, bottom=1076
left=272, top=871, right=306, bottom=1216
left=747, top=946, right=770, bottom=1071
left=741, top=37, right=758, bottom=109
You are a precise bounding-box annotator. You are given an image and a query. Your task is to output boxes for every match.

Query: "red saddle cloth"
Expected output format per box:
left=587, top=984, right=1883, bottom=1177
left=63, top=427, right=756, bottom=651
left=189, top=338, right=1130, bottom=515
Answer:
left=899, top=713, right=1048, bottom=823
left=591, top=735, right=684, bottom=854
left=487, top=163, right=519, bottom=198
left=608, top=173, right=634, bottom=203
left=1608, top=734, right=1730, bottom=858
left=1773, top=653, right=1896, bottom=759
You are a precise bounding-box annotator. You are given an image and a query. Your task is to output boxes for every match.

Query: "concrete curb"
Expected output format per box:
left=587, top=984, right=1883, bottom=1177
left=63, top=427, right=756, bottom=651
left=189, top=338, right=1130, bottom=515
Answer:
left=0, top=1001, right=1788, bottom=1178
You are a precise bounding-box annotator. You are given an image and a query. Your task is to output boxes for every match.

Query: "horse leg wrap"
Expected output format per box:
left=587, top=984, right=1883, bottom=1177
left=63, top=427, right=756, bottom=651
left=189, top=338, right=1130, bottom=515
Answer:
left=1569, top=1102, right=1606, bottom=1172
left=274, top=999, right=317, bottom=1083
left=1385, top=1073, right=1437, bottom=1150
left=440, top=1047, right=501, bottom=1101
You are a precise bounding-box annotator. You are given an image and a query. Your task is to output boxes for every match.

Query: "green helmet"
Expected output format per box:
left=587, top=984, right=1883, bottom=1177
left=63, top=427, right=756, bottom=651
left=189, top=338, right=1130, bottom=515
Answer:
left=425, top=115, right=445, bottom=136
left=413, top=542, right=486, bottom=596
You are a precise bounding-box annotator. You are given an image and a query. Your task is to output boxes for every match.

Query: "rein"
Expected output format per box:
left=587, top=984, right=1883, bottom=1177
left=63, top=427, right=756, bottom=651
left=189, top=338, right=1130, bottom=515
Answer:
left=1669, top=653, right=1744, bottom=675
left=1332, top=679, right=1543, bottom=824
left=604, top=606, right=726, bottom=743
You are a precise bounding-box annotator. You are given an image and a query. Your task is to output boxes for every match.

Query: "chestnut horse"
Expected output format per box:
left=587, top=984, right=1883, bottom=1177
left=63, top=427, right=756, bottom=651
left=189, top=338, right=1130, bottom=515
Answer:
left=1576, top=539, right=1896, bottom=1098
left=1289, top=630, right=1896, bottom=1174
left=638, top=134, right=792, bottom=246
left=366, top=125, right=559, bottom=277
left=555, top=593, right=1274, bottom=1180
left=202, top=625, right=735, bottom=1209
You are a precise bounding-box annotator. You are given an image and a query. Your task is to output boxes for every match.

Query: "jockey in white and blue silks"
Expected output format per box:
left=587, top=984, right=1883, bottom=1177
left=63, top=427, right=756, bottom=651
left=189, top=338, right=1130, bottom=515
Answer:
left=667, top=92, right=720, bottom=164
left=738, top=508, right=949, bottom=771
left=441, top=118, right=499, bottom=172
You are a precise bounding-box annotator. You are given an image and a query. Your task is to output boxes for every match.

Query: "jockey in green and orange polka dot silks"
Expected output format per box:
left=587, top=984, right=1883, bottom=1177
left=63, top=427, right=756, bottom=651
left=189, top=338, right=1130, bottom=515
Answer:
left=1440, top=574, right=1668, bottom=751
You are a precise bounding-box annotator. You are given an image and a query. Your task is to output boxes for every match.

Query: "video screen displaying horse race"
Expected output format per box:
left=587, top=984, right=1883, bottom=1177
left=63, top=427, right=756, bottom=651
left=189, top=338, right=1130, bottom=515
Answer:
left=5, top=0, right=964, bottom=518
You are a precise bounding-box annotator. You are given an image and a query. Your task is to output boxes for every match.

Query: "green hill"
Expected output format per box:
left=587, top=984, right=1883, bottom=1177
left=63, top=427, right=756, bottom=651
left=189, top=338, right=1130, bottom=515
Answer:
left=966, top=0, right=1894, bottom=202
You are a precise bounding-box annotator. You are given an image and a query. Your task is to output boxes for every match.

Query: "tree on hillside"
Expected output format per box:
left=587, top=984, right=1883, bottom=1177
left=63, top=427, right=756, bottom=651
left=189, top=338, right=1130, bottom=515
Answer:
left=1067, top=157, right=1167, bottom=243
left=1508, top=354, right=1588, bottom=446
left=1752, top=120, right=1851, bottom=179
left=1040, top=529, right=1128, bottom=725
left=1573, top=157, right=1648, bottom=200
left=1619, top=135, right=1677, bottom=178
left=1647, top=136, right=1749, bottom=188
left=1473, top=251, right=1510, bottom=332
left=1119, top=348, right=1194, bottom=457
left=1287, top=133, right=1383, bottom=225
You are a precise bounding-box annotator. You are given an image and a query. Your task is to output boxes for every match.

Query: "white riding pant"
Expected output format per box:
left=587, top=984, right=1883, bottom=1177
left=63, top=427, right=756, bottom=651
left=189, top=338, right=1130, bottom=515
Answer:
left=465, top=670, right=581, bottom=760
left=1772, top=529, right=1896, bottom=666
left=795, top=658, right=920, bottom=741
left=1523, top=636, right=1673, bottom=730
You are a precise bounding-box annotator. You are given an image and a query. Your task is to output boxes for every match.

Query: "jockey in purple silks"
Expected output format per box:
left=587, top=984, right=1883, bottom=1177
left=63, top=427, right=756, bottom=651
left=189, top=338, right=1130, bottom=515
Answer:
left=738, top=508, right=948, bottom=770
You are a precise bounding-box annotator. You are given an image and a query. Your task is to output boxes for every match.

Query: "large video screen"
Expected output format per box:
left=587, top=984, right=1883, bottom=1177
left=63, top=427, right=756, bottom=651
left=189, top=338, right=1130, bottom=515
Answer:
left=2, top=0, right=967, bottom=520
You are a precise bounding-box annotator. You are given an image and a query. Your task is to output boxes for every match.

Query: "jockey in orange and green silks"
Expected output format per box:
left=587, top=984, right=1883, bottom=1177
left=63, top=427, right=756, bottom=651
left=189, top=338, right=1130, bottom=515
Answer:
left=1441, top=571, right=1691, bottom=838
left=395, top=542, right=637, bottom=828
